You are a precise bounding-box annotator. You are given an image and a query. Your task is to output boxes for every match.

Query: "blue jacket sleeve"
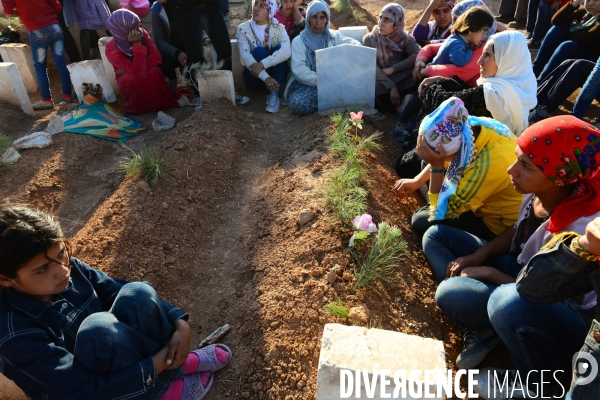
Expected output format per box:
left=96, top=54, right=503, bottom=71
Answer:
left=448, top=39, right=473, bottom=67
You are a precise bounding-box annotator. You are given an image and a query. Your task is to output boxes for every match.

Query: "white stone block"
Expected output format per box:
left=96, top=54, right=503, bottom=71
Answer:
left=210, top=39, right=245, bottom=90
left=98, top=37, right=120, bottom=94
left=0, top=43, right=38, bottom=93
left=316, top=44, right=375, bottom=112
left=339, top=26, right=369, bottom=44
left=0, top=62, right=34, bottom=115
left=316, top=324, right=446, bottom=400
left=67, top=60, right=117, bottom=103
left=195, top=70, right=236, bottom=105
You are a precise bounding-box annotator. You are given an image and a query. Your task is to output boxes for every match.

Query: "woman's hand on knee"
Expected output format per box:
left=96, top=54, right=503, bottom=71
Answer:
left=390, top=86, right=400, bottom=106
left=166, top=319, right=191, bottom=370
left=250, top=62, right=265, bottom=77
left=413, top=60, right=426, bottom=81
left=418, top=76, right=442, bottom=100
left=393, top=178, right=420, bottom=199
left=446, top=254, right=483, bottom=278
left=265, top=77, right=280, bottom=93
left=382, top=67, right=394, bottom=76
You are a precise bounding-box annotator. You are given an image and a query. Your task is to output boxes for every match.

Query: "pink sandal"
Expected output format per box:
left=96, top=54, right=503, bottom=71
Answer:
left=182, top=372, right=213, bottom=400
left=191, top=344, right=232, bottom=372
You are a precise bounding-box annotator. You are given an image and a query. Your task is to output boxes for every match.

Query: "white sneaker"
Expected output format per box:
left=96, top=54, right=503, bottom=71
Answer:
left=265, top=92, right=280, bottom=113
left=474, top=368, right=537, bottom=399
left=194, top=96, right=202, bottom=111
left=235, top=93, right=249, bottom=105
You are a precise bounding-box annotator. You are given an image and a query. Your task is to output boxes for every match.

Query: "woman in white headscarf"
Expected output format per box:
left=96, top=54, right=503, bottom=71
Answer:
left=285, top=0, right=361, bottom=115
left=237, top=0, right=291, bottom=113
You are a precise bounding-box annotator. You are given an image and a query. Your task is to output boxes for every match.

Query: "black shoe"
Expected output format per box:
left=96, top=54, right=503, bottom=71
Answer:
left=525, top=31, right=533, bottom=40
left=528, top=106, right=549, bottom=125
left=508, top=19, right=526, bottom=29
left=527, top=38, right=541, bottom=49
left=456, top=323, right=501, bottom=370
left=494, top=14, right=513, bottom=23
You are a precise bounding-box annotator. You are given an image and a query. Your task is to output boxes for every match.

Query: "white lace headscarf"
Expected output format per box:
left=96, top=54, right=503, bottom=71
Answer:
left=476, top=30, right=537, bottom=136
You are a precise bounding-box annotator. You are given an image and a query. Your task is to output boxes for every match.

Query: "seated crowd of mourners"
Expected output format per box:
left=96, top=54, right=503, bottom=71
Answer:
left=1, top=0, right=600, bottom=398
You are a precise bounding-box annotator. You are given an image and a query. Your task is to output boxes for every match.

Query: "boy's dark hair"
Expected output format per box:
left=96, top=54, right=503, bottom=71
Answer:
left=0, top=205, right=63, bottom=278
left=451, top=6, right=494, bottom=35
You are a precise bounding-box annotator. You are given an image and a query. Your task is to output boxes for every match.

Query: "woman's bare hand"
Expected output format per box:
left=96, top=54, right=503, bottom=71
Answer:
left=578, top=217, right=600, bottom=255
left=128, top=29, right=142, bottom=44
left=415, top=134, right=446, bottom=168
left=392, top=178, right=421, bottom=199
left=418, top=76, right=442, bottom=99
left=390, top=86, right=400, bottom=106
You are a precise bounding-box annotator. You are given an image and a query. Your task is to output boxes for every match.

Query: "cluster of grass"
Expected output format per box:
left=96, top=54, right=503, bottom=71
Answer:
left=118, top=145, right=174, bottom=189
left=323, top=112, right=381, bottom=223
left=332, top=0, right=366, bottom=21
left=244, top=0, right=253, bottom=19
left=0, top=134, right=15, bottom=172
left=353, top=222, right=407, bottom=290
left=324, top=297, right=350, bottom=320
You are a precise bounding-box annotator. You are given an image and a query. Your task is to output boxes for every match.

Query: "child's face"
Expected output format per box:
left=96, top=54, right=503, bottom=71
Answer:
left=282, top=0, right=298, bottom=13
left=0, top=242, right=71, bottom=303
left=465, top=28, right=488, bottom=47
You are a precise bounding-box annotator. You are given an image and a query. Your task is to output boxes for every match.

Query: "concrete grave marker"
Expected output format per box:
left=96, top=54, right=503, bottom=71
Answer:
left=210, top=39, right=245, bottom=90
left=195, top=70, right=236, bottom=106
left=0, top=62, right=34, bottom=115
left=316, top=44, right=375, bottom=112
left=67, top=60, right=117, bottom=103
left=316, top=324, right=447, bottom=400
left=339, top=26, right=369, bottom=44
left=0, top=43, right=38, bottom=93
left=97, top=37, right=120, bottom=94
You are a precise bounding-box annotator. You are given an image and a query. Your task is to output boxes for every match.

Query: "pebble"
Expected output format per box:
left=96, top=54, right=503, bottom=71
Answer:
left=349, top=305, right=371, bottom=324
left=103, top=209, right=113, bottom=218
left=137, top=181, right=151, bottom=193
left=327, top=272, right=337, bottom=284
left=241, top=392, right=250, bottom=398
left=296, top=209, right=314, bottom=226
left=162, top=202, right=169, bottom=209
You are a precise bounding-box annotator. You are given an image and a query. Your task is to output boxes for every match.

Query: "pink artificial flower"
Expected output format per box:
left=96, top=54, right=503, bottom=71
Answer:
left=352, top=214, right=377, bottom=233
left=350, top=111, right=364, bottom=121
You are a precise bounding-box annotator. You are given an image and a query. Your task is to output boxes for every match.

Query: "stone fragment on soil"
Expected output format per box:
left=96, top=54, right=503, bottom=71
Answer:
left=13, top=131, right=51, bottom=150
left=348, top=305, right=371, bottom=323
left=104, top=209, right=113, bottom=218
left=326, top=272, right=336, bottom=284
left=1, top=146, right=20, bottom=163
left=162, top=202, right=169, bottom=209
left=137, top=181, right=151, bottom=193
left=45, top=115, right=64, bottom=135
left=297, top=209, right=314, bottom=226
left=152, top=111, right=176, bottom=131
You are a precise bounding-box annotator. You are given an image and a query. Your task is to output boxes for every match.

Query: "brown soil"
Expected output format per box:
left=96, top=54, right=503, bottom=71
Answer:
left=1, top=2, right=600, bottom=400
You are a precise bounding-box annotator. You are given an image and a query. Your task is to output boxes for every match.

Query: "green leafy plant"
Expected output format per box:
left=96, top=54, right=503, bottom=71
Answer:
left=0, top=133, right=15, bottom=172
left=353, top=222, right=408, bottom=290
left=333, top=0, right=352, bottom=17
left=324, top=298, right=350, bottom=320
left=119, top=145, right=174, bottom=189
left=244, top=0, right=252, bottom=19
left=324, top=166, right=368, bottom=223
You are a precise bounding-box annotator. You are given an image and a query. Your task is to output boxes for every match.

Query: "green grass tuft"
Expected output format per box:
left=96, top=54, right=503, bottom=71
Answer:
left=353, top=222, right=408, bottom=290
left=243, top=0, right=252, bottom=19
left=323, top=166, right=368, bottom=223
left=119, top=145, right=175, bottom=189
left=324, top=298, right=350, bottom=319
left=0, top=133, right=15, bottom=172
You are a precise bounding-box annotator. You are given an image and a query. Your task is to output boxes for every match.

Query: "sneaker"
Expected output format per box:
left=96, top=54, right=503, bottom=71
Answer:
left=235, top=92, right=249, bottom=105
left=527, top=38, right=541, bottom=49
left=194, top=96, right=202, bottom=111
left=528, top=106, right=549, bottom=125
left=222, top=11, right=230, bottom=22
left=494, top=14, right=513, bottom=23
left=455, top=323, right=501, bottom=370
left=507, top=19, right=526, bottom=29
left=32, top=99, right=54, bottom=110
left=63, top=93, right=77, bottom=103
left=474, top=368, right=537, bottom=399
left=525, top=31, right=533, bottom=40
left=265, top=92, right=280, bottom=113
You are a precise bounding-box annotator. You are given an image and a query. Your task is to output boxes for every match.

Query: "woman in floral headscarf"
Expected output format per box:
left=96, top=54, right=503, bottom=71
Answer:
left=394, top=97, right=522, bottom=244
left=105, top=9, right=178, bottom=115
left=427, top=116, right=600, bottom=392
left=237, top=0, right=291, bottom=113
left=363, top=3, right=421, bottom=113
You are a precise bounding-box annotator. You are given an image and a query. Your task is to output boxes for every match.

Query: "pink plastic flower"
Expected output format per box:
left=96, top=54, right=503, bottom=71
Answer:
left=352, top=214, right=377, bottom=233
left=350, top=111, right=364, bottom=121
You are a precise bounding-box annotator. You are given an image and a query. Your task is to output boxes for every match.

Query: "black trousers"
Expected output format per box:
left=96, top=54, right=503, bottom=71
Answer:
left=537, top=58, right=595, bottom=113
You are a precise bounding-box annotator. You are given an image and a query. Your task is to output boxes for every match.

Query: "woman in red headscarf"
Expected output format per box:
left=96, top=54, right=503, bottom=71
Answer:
left=105, top=9, right=178, bottom=115
left=424, top=116, right=600, bottom=396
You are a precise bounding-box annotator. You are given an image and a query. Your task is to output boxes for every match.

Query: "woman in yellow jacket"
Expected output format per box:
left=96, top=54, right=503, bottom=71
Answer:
left=394, top=97, right=522, bottom=243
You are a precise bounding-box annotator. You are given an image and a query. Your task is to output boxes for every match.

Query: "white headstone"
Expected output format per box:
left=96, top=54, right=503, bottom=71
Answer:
left=316, top=324, right=447, bottom=400
left=210, top=39, right=245, bottom=90
left=316, top=44, right=375, bottom=112
left=67, top=60, right=117, bottom=103
left=338, top=26, right=369, bottom=44
left=97, top=37, right=120, bottom=94
left=195, top=70, right=236, bottom=106
left=0, top=62, right=34, bottom=115
left=0, top=43, right=38, bottom=93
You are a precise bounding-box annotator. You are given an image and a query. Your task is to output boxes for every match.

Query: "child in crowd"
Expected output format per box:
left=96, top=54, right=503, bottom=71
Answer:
left=412, top=0, right=456, bottom=46
left=275, top=0, right=306, bottom=40
left=1, top=0, right=74, bottom=109
left=105, top=9, right=179, bottom=115
left=73, top=0, right=111, bottom=60
left=430, top=6, right=494, bottom=67
left=0, top=204, right=232, bottom=399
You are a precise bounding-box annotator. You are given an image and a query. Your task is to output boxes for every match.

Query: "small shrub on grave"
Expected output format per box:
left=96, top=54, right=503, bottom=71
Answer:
left=119, top=145, right=175, bottom=189
left=0, top=133, right=15, bottom=172
left=324, top=297, right=350, bottom=320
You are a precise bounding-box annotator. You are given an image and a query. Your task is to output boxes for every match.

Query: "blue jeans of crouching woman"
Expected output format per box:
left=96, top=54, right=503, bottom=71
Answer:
left=243, top=45, right=287, bottom=97
left=75, top=282, right=183, bottom=399
left=28, top=23, right=72, bottom=101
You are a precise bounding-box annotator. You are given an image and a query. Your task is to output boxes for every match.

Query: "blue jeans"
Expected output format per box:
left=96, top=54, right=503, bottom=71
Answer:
left=567, top=319, right=600, bottom=399
left=573, top=57, right=600, bottom=119
left=243, top=45, right=287, bottom=97
left=29, top=24, right=72, bottom=100
left=74, top=282, right=183, bottom=399
left=489, top=284, right=590, bottom=394
left=526, top=0, right=555, bottom=42
left=533, top=25, right=598, bottom=81
left=219, top=0, right=229, bottom=12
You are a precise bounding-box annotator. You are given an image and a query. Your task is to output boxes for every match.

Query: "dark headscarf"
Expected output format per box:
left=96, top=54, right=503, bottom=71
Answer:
left=368, top=3, right=407, bottom=69
left=299, top=0, right=332, bottom=71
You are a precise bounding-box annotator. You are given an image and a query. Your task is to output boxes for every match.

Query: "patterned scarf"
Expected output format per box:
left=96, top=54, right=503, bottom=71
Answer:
left=427, top=0, right=456, bottom=40
left=299, top=0, right=332, bottom=72
left=250, top=0, right=279, bottom=50
left=570, top=12, right=600, bottom=32
left=515, top=116, right=600, bottom=233
left=368, top=3, right=407, bottom=69
left=106, top=9, right=141, bottom=58
left=452, top=0, right=498, bottom=40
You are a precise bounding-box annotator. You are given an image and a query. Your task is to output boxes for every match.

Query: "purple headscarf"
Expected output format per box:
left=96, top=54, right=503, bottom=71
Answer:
left=106, top=9, right=141, bottom=57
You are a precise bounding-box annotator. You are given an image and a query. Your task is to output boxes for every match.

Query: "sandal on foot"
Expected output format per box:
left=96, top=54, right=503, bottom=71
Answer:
left=183, top=372, right=213, bottom=400
left=191, top=344, right=232, bottom=372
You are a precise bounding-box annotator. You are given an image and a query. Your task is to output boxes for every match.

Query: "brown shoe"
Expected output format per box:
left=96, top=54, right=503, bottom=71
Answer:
left=507, top=19, right=526, bottom=29
left=494, top=14, right=513, bottom=23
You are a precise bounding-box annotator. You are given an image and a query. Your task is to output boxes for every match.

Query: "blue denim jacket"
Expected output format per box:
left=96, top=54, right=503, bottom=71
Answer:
left=0, top=258, right=188, bottom=399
